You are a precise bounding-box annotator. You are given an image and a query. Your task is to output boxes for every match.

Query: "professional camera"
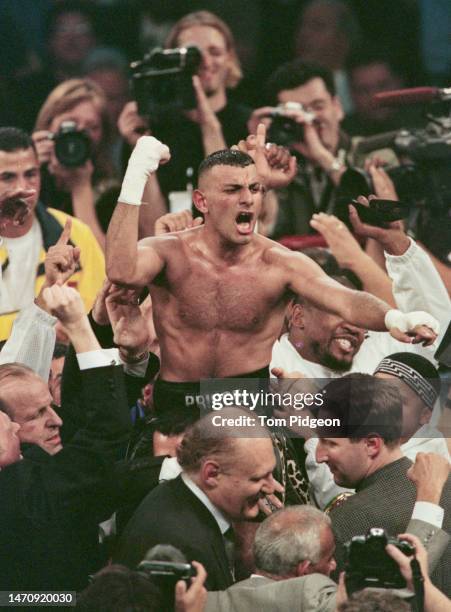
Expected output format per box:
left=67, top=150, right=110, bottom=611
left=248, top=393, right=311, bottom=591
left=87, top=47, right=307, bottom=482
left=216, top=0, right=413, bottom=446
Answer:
left=337, top=100, right=451, bottom=263
left=267, top=103, right=315, bottom=146
left=130, top=46, right=202, bottom=120
left=345, top=528, right=415, bottom=594
left=51, top=121, right=92, bottom=168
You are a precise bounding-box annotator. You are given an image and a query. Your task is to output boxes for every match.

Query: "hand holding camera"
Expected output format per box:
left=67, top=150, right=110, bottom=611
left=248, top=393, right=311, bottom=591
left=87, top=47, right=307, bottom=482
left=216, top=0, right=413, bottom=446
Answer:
left=138, top=558, right=207, bottom=612
left=33, top=122, right=94, bottom=196
left=33, top=122, right=92, bottom=169
left=348, top=195, right=411, bottom=255
left=248, top=103, right=315, bottom=148
left=385, top=532, right=427, bottom=593
left=118, top=101, right=151, bottom=148
left=345, top=527, right=416, bottom=594
left=175, top=561, right=207, bottom=612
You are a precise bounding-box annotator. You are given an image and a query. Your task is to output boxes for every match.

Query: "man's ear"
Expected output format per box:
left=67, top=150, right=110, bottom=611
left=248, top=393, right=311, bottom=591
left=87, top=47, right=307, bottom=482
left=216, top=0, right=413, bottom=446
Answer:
left=192, top=189, right=208, bottom=214
left=290, top=303, right=305, bottom=330
left=201, top=459, right=220, bottom=487
left=296, top=559, right=312, bottom=576
left=365, top=435, right=383, bottom=458
left=419, top=407, right=432, bottom=426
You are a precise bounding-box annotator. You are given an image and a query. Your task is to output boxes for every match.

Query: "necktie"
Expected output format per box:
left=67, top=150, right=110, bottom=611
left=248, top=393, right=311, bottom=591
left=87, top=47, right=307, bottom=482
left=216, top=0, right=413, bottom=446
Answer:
left=223, top=527, right=236, bottom=580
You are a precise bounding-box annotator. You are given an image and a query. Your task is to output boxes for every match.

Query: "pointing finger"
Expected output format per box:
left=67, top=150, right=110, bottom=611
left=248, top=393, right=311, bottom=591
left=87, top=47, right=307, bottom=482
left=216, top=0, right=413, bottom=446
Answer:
left=56, top=218, right=72, bottom=246
left=256, top=123, right=266, bottom=149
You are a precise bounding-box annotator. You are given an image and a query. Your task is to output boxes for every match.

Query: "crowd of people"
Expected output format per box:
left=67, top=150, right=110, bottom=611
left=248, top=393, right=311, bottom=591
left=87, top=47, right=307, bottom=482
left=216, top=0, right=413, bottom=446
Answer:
left=0, top=2, right=450, bottom=611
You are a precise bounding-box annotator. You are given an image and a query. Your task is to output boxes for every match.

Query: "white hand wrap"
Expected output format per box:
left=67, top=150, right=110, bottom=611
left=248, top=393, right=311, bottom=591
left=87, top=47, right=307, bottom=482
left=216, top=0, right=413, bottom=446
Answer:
left=384, top=309, right=440, bottom=334
left=118, top=136, right=170, bottom=205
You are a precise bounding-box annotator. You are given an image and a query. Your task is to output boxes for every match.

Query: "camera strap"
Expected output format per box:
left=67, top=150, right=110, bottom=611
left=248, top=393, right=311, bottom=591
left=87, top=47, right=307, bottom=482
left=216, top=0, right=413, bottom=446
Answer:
left=410, top=557, right=424, bottom=612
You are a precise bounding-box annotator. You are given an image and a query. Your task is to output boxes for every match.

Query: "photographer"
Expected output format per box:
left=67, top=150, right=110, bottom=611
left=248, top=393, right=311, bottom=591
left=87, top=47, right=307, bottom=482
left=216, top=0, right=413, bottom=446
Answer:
left=249, top=60, right=400, bottom=239
left=249, top=61, right=347, bottom=238
left=386, top=533, right=451, bottom=612
left=338, top=532, right=451, bottom=611
left=118, top=11, right=251, bottom=235
left=76, top=558, right=207, bottom=612
left=33, top=78, right=119, bottom=250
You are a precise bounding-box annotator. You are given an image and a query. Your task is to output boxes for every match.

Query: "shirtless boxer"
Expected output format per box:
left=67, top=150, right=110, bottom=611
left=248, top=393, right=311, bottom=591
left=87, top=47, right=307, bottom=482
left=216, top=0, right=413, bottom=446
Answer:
left=106, top=126, right=438, bottom=414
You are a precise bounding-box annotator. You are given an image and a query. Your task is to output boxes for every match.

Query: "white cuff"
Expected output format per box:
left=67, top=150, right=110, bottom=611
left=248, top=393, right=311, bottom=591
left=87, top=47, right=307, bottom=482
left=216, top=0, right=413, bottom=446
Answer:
left=77, top=348, right=120, bottom=370
left=411, top=501, right=444, bottom=529
left=27, top=302, right=58, bottom=326
left=384, top=237, right=414, bottom=263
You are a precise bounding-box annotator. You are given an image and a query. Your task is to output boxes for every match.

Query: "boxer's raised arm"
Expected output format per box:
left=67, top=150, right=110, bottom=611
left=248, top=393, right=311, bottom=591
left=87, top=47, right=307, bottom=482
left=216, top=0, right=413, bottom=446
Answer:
left=106, top=137, right=170, bottom=286
left=281, top=249, right=439, bottom=346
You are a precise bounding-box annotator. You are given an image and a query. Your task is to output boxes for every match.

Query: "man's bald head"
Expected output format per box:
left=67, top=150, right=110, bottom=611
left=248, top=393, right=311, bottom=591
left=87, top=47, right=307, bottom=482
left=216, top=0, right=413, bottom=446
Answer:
left=177, top=406, right=271, bottom=474
left=254, top=506, right=336, bottom=577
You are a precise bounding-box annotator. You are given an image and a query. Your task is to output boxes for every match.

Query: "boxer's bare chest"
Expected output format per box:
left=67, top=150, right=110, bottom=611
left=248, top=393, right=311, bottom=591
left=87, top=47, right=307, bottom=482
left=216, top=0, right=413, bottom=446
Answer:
left=154, top=249, right=287, bottom=332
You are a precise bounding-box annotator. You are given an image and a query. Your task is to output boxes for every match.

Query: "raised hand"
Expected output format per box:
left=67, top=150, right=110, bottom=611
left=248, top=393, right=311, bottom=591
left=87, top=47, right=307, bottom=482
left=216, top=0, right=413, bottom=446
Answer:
left=365, top=159, right=399, bottom=201
left=258, top=478, right=284, bottom=516
left=45, top=218, right=81, bottom=285
left=236, top=123, right=297, bottom=189
left=42, top=284, right=85, bottom=327
left=91, top=279, right=113, bottom=325
left=117, top=101, right=150, bottom=148
left=348, top=196, right=410, bottom=255
left=105, top=285, right=150, bottom=362
left=310, top=212, right=364, bottom=269
left=32, top=130, right=54, bottom=166
left=175, top=561, right=207, bottom=612
left=192, top=75, right=226, bottom=154
left=155, top=209, right=204, bottom=235
left=407, top=452, right=450, bottom=504
left=385, top=310, right=439, bottom=347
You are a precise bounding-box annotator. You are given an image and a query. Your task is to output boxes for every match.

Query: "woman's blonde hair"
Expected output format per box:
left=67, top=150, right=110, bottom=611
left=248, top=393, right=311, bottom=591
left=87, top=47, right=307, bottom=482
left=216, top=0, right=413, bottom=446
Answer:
left=165, top=11, right=242, bottom=89
left=34, top=78, right=114, bottom=177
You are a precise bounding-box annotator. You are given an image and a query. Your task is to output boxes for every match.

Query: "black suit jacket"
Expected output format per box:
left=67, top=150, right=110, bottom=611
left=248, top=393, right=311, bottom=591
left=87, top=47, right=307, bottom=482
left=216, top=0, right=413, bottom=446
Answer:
left=114, top=475, right=234, bottom=591
left=0, top=365, right=131, bottom=592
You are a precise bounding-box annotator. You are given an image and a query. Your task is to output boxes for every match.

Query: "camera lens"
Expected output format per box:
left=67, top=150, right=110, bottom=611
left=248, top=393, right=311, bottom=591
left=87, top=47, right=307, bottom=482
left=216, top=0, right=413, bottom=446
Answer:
left=54, top=121, right=91, bottom=168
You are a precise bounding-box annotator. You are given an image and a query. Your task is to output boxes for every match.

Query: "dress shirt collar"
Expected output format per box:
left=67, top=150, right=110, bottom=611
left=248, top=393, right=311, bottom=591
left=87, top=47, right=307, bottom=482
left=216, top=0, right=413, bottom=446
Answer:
left=181, top=472, right=231, bottom=535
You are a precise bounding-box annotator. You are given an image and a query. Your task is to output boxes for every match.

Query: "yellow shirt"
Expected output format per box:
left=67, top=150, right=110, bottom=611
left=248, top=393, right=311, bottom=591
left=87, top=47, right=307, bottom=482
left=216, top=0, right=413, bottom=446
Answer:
left=0, top=206, right=105, bottom=341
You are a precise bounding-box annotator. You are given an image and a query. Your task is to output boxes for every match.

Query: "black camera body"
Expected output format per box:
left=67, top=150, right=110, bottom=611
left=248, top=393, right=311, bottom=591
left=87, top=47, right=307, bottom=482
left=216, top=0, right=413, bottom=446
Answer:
left=266, top=103, right=315, bottom=146
left=51, top=121, right=92, bottom=168
left=337, top=109, right=451, bottom=263
left=345, top=528, right=415, bottom=594
left=138, top=560, right=195, bottom=591
left=267, top=115, right=304, bottom=147
left=131, top=46, right=202, bottom=120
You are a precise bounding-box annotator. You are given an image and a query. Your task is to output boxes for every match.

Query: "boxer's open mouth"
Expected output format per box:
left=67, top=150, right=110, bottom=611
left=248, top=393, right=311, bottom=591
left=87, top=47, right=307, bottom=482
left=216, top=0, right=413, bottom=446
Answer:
left=235, top=211, right=254, bottom=234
